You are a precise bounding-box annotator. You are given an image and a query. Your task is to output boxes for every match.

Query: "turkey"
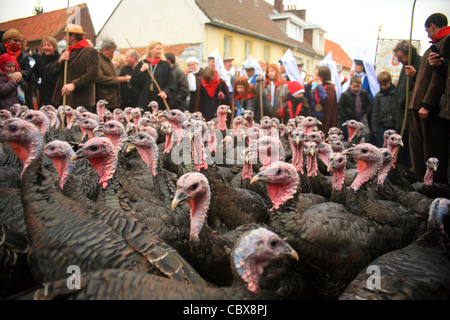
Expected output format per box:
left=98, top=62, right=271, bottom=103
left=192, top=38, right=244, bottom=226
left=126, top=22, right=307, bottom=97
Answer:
left=412, top=157, right=450, bottom=199
left=251, top=161, right=429, bottom=299
left=339, top=197, right=450, bottom=300
left=0, top=118, right=207, bottom=286
left=19, top=227, right=298, bottom=300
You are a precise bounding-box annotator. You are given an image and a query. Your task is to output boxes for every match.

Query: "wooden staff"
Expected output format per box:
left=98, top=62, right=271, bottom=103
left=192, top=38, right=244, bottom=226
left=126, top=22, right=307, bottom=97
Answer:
left=259, top=76, right=264, bottom=120
left=62, top=0, right=70, bottom=107
left=126, top=38, right=170, bottom=111
left=397, top=0, right=417, bottom=161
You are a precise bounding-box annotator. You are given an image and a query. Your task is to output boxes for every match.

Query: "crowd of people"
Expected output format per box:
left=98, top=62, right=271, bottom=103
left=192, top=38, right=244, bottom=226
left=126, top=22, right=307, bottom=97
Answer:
left=0, top=13, right=449, bottom=184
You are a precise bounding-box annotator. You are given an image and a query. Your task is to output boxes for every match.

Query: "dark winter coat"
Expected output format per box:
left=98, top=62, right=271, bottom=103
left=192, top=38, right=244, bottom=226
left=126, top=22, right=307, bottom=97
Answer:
left=195, top=78, right=231, bottom=121
left=119, top=65, right=139, bottom=108
left=32, top=51, right=60, bottom=107
left=0, top=43, right=34, bottom=108
left=337, top=87, right=372, bottom=126
left=131, top=59, right=175, bottom=111
left=371, top=85, right=397, bottom=133
left=169, top=64, right=189, bottom=110
left=0, top=72, right=29, bottom=109
left=52, top=45, right=99, bottom=108
left=96, top=52, right=121, bottom=109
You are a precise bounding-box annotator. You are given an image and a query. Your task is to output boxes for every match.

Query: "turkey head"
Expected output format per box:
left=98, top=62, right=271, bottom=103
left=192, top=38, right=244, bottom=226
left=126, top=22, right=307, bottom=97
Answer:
left=171, top=172, right=210, bottom=242
left=251, top=161, right=299, bottom=211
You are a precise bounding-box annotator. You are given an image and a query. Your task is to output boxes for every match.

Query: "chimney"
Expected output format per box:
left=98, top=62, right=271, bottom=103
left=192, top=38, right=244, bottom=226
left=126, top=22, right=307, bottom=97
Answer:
left=290, top=9, right=306, bottom=20
left=274, top=0, right=284, bottom=13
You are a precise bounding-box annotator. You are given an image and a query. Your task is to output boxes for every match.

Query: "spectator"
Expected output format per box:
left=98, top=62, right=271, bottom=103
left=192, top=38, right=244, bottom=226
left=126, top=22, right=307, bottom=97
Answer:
left=195, top=66, right=231, bottom=121
left=131, top=40, right=175, bottom=111
left=280, top=80, right=310, bottom=123
left=0, top=28, right=34, bottom=108
left=258, top=63, right=288, bottom=119
left=393, top=40, right=421, bottom=168
left=112, top=54, right=126, bottom=74
left=337, top=75, right=372, bottom=140
left=51, top=24, right=99, bottom=111
left=165, top=52, right=189, bottom=110
left=232, top=76, right=257, bottom=118
left=0, top=52, right=29, bottom=109
left=407, top=12, right=450, bottom=184
left=32, top=36, right=60, bottom=107
left=119, top=49, right=140, bottom=108
left=185, top=56, right=203, bottom=113
left=222, top=55, right=237, bottom=96
left=305, top=65, right=338, bottom=136
left=372, top=71, right=397, bottom=147
left=96, top=39, right=121, bottom=109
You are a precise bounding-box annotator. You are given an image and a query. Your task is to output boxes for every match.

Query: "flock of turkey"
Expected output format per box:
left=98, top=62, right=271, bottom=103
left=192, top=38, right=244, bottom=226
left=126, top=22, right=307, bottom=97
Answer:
left=0, top=100, right=449, bottom=300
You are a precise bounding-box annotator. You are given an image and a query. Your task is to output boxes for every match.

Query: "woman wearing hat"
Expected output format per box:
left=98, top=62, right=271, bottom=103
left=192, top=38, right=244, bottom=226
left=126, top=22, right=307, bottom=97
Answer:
left=185, top=56, right=203, bottom=113
left=0, top=28, right=34, bottom=108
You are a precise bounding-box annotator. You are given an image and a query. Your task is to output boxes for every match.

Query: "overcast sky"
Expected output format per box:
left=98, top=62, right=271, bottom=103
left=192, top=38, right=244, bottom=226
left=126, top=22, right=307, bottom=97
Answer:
left=1, top=0, right=449, bottom=61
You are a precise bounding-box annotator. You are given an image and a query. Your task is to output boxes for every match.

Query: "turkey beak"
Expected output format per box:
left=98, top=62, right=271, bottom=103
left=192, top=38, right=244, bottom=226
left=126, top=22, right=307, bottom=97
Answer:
left=398, top=140, right=404, bottom=147
left=281, top=241, right=299, bottom=261
left=294, top=137, right=301, bottom=145
left=341, top=148, right=354, bottom=156
left=327, top=162, right=333, bottom=172
left=171, top=191, right=187, bottom=210
left=70, top=149, right=83, bottom=161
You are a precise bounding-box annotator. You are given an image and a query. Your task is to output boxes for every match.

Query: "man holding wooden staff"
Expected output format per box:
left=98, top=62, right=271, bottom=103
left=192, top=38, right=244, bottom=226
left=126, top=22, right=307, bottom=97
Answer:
left=52, top=24, right=99, bottom=112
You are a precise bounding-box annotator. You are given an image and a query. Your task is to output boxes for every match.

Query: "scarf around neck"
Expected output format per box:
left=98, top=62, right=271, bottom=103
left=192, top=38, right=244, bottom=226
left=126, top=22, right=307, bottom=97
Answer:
left=431, top=26, right=450, bottom=44
left=202, top=70, right=220, bottom=98
left=351, top=88, right=362, bottom=119
left=68, top=38, right=91, bottom=54
left=145, top=57, right=161, bottom=66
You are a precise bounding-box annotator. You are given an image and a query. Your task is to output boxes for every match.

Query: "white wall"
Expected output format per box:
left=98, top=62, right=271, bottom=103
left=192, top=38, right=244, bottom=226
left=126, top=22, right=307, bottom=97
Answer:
left=97, top=0, right=210, bottom=49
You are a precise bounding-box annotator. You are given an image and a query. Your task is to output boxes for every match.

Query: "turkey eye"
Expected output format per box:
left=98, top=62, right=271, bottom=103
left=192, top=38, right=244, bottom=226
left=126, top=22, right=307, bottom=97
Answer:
left=361, top=148, right=368, bottom=153
left=190, top=183, right=199, bottom=191
left=269, top=239, right=279, bottom=248
left=8, top=125, right=17, bottom=132
left=89, top=146, right=98, bottom=151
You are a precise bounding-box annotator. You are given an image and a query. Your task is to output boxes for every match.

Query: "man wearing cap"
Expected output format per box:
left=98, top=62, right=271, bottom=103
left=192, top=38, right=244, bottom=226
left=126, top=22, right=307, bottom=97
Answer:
left=52, top=24, right=99, bottom=111
left=222, top=55, right=237, bottom=96
left=0, top=28, right=34, bottom=108
left=185, top=56, right=203, bottom=113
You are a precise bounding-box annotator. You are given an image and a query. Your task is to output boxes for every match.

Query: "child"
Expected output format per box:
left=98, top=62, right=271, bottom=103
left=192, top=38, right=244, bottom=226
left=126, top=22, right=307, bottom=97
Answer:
left=258, top=63, right=288, bottom=119
left=195, top=66, right=231, bottom=121
left=371, top=71, right=397, bottom=147
left=0, top=53, right=28, bottom=110
left=279, top=80, right=310, bottom=123
left=337, top=75, right=372, bottom=140
left=232, top=76, right=257, bottom=118
left=305, top=65, right=338, bottom=136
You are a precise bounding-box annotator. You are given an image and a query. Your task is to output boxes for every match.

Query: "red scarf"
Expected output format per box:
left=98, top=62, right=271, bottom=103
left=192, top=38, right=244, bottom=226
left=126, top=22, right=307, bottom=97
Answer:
left=234, top=93, right=253, bottom=102
left=68, top=38, right=91, bottom=54
left=145, top=57, right=161, bottom=66
left=202, top=70, right=220, bottom=98
left=430, top=26, right=450, bottom=43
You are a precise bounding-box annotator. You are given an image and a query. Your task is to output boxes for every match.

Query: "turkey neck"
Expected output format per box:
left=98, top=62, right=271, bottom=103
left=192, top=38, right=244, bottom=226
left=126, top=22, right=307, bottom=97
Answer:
left=306, top=152, right=318, bottom=178
left=332, top=165, right=346, bottom=190
left=424, top=167, right=434, bottom=186
left=189, top=187, right=210, bottom=242
left=134, top=144, right=158, bottom=177
left=49, top=154, right=75, bottom=189
left=266, top=175, right=299, bottom=212
left=351, top=157, right=382, bottom=192
left=291, top=141, right=304, bottom=175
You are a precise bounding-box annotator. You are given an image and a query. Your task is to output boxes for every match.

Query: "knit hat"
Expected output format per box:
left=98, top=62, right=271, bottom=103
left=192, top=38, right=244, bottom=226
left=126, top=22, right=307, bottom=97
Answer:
left=2, top=29, right=24, bottom=43
left=288, top=81, right=304, bottom=96
left=186, top=57, right=199, bottom=65
left=0, top=53, right=18, bottom=72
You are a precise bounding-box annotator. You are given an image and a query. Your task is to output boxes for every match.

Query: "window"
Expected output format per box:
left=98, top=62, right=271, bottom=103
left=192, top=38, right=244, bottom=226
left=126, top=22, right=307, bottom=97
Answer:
left=224, top=35, right=232, bottom=57
left=244, top=40, right=253, bottom=59
left=287, top=20, right=303, bottom=42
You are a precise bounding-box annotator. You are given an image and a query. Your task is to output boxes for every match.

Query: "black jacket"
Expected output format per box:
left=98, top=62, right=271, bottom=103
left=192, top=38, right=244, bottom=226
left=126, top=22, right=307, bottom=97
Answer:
left=32, top=51, right=60, bottom=106
left=131, top=59, right=175, bottom=111
left=337, top=87, right=372, bottom=126
left=119, top=65, right=139, bottom=108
